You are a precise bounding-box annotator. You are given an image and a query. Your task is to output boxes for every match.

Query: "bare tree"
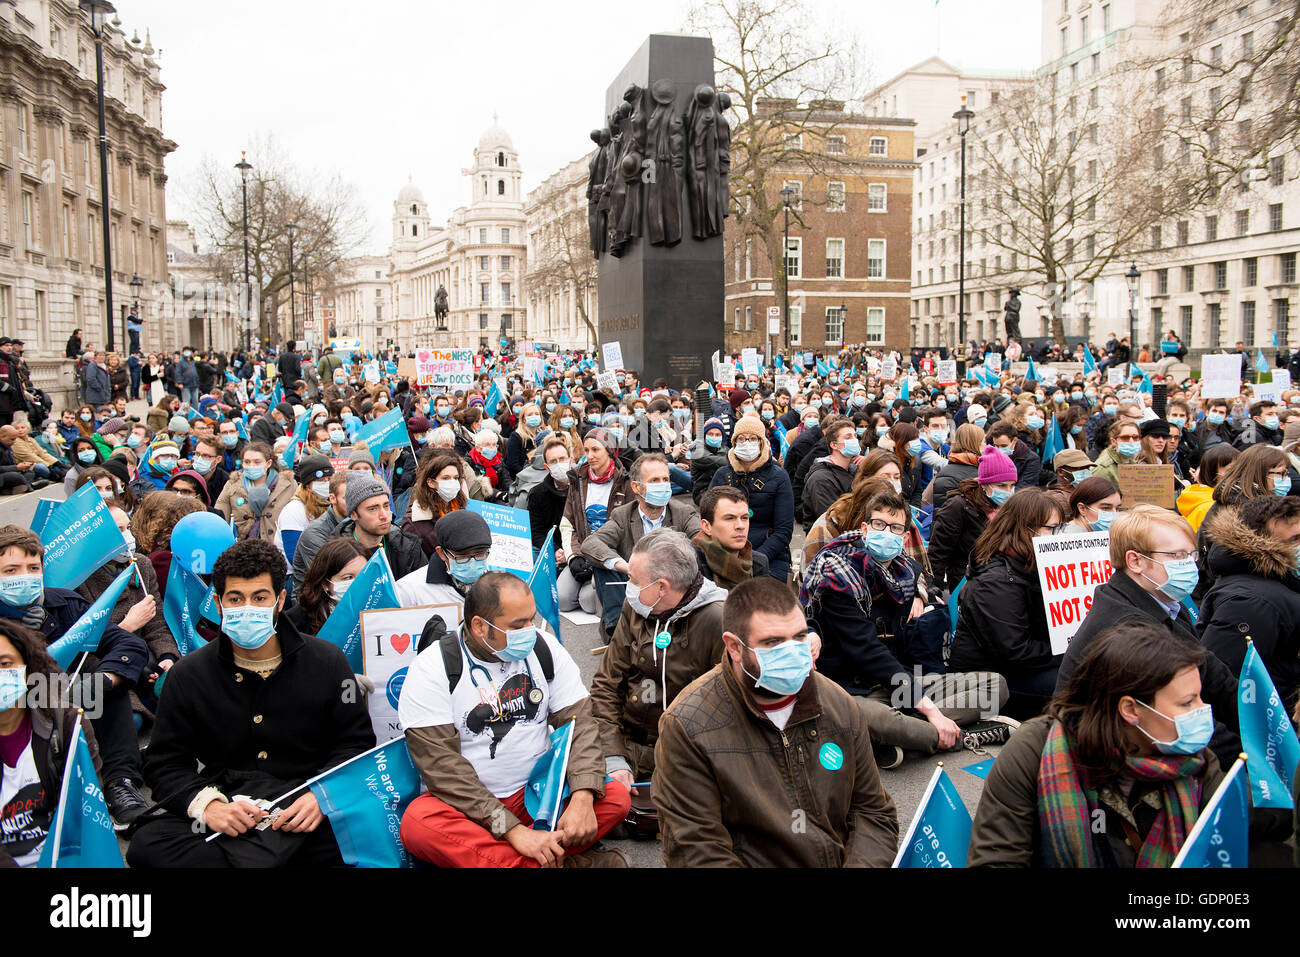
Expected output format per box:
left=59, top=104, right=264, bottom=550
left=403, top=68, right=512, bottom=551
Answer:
left=186, top=135, right=369, bottom=347
left=525, top=161, right=598, bottom=349
left=686, top=0, right=869, bottom=340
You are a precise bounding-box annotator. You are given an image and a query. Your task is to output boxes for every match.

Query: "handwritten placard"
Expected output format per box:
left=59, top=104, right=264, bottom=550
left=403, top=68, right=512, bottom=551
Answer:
left=1118, top=464, right=1176, bottom=509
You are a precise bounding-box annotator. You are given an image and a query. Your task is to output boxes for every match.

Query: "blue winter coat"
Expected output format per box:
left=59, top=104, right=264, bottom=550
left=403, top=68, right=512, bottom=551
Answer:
left=709, top=451, right=794, bottom=582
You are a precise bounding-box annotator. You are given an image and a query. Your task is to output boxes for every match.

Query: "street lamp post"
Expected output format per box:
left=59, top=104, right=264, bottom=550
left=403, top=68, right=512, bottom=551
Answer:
left=128, top=273, right=141, bottom=352
left=840, top=301, right=847, bottom=350
left=953, top=95, right=974, bottom=369
left=780, top=186, right=794, bottom=353
left=235, top=152, right=253, bottom=353
left=81, top=1, right=116, bottom=352
left=1126, top=262, right=1141, bottom=376
left=286, top=221, right=297, bottom=348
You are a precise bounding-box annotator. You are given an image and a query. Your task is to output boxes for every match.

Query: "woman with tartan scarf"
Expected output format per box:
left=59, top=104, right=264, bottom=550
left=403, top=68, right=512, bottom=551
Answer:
left=466, top=427, right=512, bottom=502
left=969, top=622, right=1225, bottom=867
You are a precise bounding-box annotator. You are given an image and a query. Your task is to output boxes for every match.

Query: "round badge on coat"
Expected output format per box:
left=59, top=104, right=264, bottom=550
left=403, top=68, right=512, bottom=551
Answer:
left=819, top=743, right=844, bottom=771
left=528, top=688, right=543, bottom=704
left=654, top=631, right=671, bottom=650
left=235, top=498, right=245, bottom=506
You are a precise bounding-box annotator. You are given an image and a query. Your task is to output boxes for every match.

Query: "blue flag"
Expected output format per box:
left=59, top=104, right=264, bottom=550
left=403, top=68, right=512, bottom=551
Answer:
left=816, top=358, right=830, bottom=377
left=30, top=498, right=58, bottom=539
left=1041, top=416, right=1064, bottom=465
left=1136, top=365, right=1154, bottom=394
left=893, top=765, right=972, bottom=868
left=283, top=409, right=312, bottom=469
left=47, top=564, right=135, bottom=670
left=1238, top=643, right=1300, bottom=809
left=1172, top=757, right=1250, bottom=868
left=318, top=548, right=398, bottom=671
left=525, top=720, right=574, bottom=831
left=1082, top=347, right=1097, bottom=375
left=39, top=483, right=128, bottom=590
left=485, top=378, right=505, bottom=418
left=901, top=377, right=910, bottom=402
left=271, top=381, right=284, bottom=406
left=527, top=528, right=563, bottom=643
left=1025, top=355, right=1038, bottom=381
left=351, top=407, right=411, bottom=457
left=236, top=414, right=249, bottom=441
left=308, top=737, right=422, bottom=868
left=162, top=557, right=219, bottom=658
left=1255, top=349, right=1269, bottom=374
left=948, top=576, right=965, bottom=631
left=37, top=719, right=124, bottom=868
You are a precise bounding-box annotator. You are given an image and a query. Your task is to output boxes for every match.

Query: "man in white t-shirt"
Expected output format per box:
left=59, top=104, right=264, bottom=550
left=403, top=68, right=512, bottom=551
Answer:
left=398, top=571, right=631, bottom=867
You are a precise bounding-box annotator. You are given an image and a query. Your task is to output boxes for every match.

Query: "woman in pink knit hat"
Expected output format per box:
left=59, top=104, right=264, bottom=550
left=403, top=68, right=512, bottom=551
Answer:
left=927, top=446, right=1019, bottom=592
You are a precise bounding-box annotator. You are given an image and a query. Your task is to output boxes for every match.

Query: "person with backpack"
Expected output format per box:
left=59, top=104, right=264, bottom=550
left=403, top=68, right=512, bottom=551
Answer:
left=398, top=571, right=631, bottom=868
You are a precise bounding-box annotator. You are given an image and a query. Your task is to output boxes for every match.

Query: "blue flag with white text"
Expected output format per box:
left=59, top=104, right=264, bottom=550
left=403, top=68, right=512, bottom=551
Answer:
left=47, top=564, right=135, bottom=670
left=308, top=737, right=422, bottom=868
left=351, top=407, right=411, bottom=457
left=39, top=483, right=128, bottom=590
left=525, top=720, right=574, bottom=831
left=37, top=719, right=124, bottom=868
left=318, top=548, right=398, bottom=671
left=893, top=766, right=971, bottom=868
left=30, top=498, right=58, bottom=540
left=163, top=557, right=219, bottom=658
left=527, top=528, right=563, bottom=642
left=1172, top=757, right=1249, bottom=868
left=1238, top=643, right=1300, bottom=809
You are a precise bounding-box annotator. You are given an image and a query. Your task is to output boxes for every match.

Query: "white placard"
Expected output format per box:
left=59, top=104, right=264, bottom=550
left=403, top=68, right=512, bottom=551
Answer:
left=602, top=341, right=624, bottom=372
left=1272, top=369, right=1291, bottom=391
left=595, top=370, right=619, bottom=393
left=985, top=353, right=1002, bottom=374
left=1107, top=367, right=1126, bottom=387
left=1032, top=532, right=1115, bottom=654
left=881, top=357, right=898, bottom=381
left=1201, top=353, right=1243, bottom=399
left=935, top=359, right=957, bottom=385
left=717, top=364, right=736, bottom=388
left=741, top=348, right=760, bottom=376
left=775, top=374, right=795, bottom=395
left=362, top=604, right=461, bottom=739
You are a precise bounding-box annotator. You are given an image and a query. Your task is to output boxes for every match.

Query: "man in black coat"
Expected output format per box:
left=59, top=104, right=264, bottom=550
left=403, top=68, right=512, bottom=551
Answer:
left=251, top=401, right=295, bottom=447
left=277, top=342, right=304, bottom=385
left=128, top=539, right=375, bottom=867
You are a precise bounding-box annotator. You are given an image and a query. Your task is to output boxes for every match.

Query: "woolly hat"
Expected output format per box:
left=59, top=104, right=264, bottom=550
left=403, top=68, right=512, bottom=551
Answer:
left=977, top=446, right=1018, bottom=484
left=348, top=446, right=376, bottom=469
left=168, top=415, right=190, bottom=434
left=702, top=416, right=725, bottom=436
left=728, top=387, right=750, bottom=411
left=344, top=470, right=390, bottom=517
left=965, top=403, right=988, bottom=424
left=293, top=454, right=334, bottom=484
left=585, top=427, right=619, bottom=455
left=407, top=414, right=431, bottom=435
left=731, top=415, right=767, bottom=441
left=96, top=416, right=127, bottom=436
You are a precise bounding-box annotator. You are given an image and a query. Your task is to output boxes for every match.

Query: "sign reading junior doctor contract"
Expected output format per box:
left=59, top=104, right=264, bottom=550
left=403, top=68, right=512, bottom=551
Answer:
left=1032, top=531, right=1115, bottom=654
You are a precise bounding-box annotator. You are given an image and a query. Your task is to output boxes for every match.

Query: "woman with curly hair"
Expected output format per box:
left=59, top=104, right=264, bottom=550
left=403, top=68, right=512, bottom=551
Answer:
left=132, top=491, right=206, bottom=595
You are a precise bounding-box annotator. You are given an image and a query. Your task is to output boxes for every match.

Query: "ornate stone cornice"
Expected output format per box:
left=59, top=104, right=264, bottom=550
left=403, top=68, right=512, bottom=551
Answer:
left=153, top=172, right=167, bottom=186
left=116, top=151, right=134, bottom=167
left=71, top=122, right=91, bottom=140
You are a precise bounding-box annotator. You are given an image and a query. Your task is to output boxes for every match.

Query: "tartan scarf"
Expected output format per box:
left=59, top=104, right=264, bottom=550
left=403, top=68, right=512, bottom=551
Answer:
left=693, top=531, right=753, bottom=590
left=1037, top=719, right=1205, bottom=868
left=799, top=529, right=917, bottom=608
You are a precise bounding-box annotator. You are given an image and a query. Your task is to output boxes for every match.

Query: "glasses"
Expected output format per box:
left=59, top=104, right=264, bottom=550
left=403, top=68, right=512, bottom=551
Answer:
left=1144, top=550, right=1195, bottom=562
left=446, top=548, right=491, bottom=562
left=867, top=518, right=907, bottom=535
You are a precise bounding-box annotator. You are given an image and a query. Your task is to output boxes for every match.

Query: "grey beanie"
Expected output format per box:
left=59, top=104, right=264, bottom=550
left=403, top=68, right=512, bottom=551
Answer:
left=344, top=470, right=390, bottom=517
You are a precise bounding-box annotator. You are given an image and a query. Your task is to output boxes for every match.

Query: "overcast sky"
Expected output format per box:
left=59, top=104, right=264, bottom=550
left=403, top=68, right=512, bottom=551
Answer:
left=124, top=0, right=1042, bottom=253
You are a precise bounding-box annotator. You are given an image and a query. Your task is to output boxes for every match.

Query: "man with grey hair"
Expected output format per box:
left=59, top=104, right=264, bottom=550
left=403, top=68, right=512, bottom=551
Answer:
left=589, top=527, right=728, bottom=807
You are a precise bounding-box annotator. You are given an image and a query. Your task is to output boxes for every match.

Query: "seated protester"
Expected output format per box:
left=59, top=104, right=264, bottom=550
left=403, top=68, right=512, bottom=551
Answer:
left=927, top=423, right=984, bottom=505
left=1057, top=403, right=1091, bottom=453
left=592, top=528, right=727, bottom=796
left=1056, top=505, right=1241, bottom=768
left=274, top=456, right=334, bottom=565
left=950, top=489, right=1064, bottom=720
left=928, top=447, right=1016, bottom=592
left=466, top=428, right=512, bottom=501
left=129, top=439, right=180, bottom=500
left=2, top=422, right=66, bottom=482
left=0, top=526, right=150, bottom=827
left=708, top=415, right=794, bottom=581
left=782, top=404, right=823, bottom=475
left=1198, top=494, right=1300, bottom=707
left=581, top=453, right=702, bottom=637
left=377, top=441, right=417, bottom=522
left=968, top=623, right=1222, bottom=868
left=804, top=463, right=932, bottom=578
left=1090, top=418, right=1143, bottom=489
left=1048, top=448, right=1094, bottom=505
left=395, top=510, right=491, bottom=610
left=216, top=419, right=246, bottom=473
left=504, top=402, right=547, bottom=475
left=62, top=435, right=105, bottom=494
left=347, top=444, right=376, bottom=475
left=0, top=619, right=100, bottom=867
left=290, top=471, right=350, bottom=595
left=1194, top=443, right=1290, bottom=598
left=653, top=577, right=899, bottom=867
left=398, top=572, right=632, bottom=868
left=560, top=429, right=632, bottom=610
left=800, top=488, right=1012, bottom=767
left=127, top=539, right=376, bottom=868
left=689, top=416, right=730, bottom=504
left=283, top=538, right=368, bottom=637
left=77, top=504, right=179, bottom=715
left=404, top=451, right=468, bottom=558
left=1233, top=399, right=1284, bottom=450
left=986, top=420, right=1041, bottom=490
left=215, top=441, right=298, bottom=546
left=1064, top=476, right=1121, bottom=536
left=799, top=415, right=858, bottom=535
left=883, top=421, right=926, bottom=507
left=694, top=486, right=770, bottom=585
left=133, top=492, right=207, bottom=597
left=166, top=469, right=214, bottom=509
left=1176, top=444, right=1237, bottom=534
left=331, top=471, right=426, bottom=581
left=915, top=406, right=951, bottom=490
left=92, top=417, right=129, bottom=462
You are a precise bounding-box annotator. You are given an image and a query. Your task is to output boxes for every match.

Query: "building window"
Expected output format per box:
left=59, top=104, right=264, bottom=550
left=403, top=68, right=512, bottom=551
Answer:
left=479, top=313, right=489, bottom=330
left=1205, top=214, right=1218, bottom=241
left=1269, top=203, right=1283, bottom=231
left=1213, top=261, right=1227, bottom=289
left=784, top=237, right=801, bottom=279
left=783, top=132, right=802, bottom=150
left=480, top=282, right=490, bottom=303
left=825, top=239, right=844, bottom=278
left=824, top=306, right=844, bottom=344
left=500, top=255, right=511, bottom=269
left=497, top=151, right=505, bottom=167
left=827, top=181, right=846, bottom=212
left=1157, top=268, right=1168, bottom=294
left=1245, top=257, right=1258, bottom=285
left=1281, top=252, right=1296, bottom=284
left=375, top=304, right=383, bottom=321
left=744, top=238, right=752, bottom=280
left=1177, top=220, right=1189, bottom=245
left=1209, top=303, right=1222, bottom=347
left=783, top=180, right=802, bottom=211
left=788, top=306, right=802, bottom=344
left=480, top=255, right=490, bottom=270
left=501, top=313, right=512, bottom=329
left=733, top=307, right=741, bottom=331
left=826, top=135, right=846, bottom=155
left=744, top=305, right=752, bottom=331
left=867, top=183, right=886, bottom=212
left=1102, top=3, right=1111, bottom=31
left=1236, top=209, right=1250, bottom=235
left=1276, top=299, right=1291, bottom=346
left=500, top=228, right=510, bottom=243
left=500, top=282, right=511, bottom=303
left=1180, top=304, right=1193, bottom=343
left=497, top=180, right=505, bottom=195
left=17, top=103, right=29, bottom=155
left=21, top=192, right=34, bottom=250
left=867, top=239, right=886, bottom=279
left=479, top=228, right=488, bottom=244
left=866, top=307, right=885, bottom=344
left=1241, top=300, right=1256, bottom=345
left=869, top=136, right=887, bottom=156
left=1181, top=264, right=1194, bottom=292
left=1150, top=226, right=1162, bottom=248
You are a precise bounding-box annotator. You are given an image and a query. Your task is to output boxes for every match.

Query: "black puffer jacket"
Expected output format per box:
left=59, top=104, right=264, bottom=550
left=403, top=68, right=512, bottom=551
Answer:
left=331, top=519, right=428, bottom=582
left=927, top=492, right=989, bottom=591
left=950, top=553, right=1058, bottom=678
left=1198, top=507, right=1300, bottom=710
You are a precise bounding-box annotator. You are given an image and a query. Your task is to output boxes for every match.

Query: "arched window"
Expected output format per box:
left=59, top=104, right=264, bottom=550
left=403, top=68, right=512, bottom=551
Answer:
left=411, top=204, right=418, bottom=214
left=497, top=180, right=505, bottom=195
left=412, top=224, right=418, bottom=237
left=497, top=151, right=504, bottom=167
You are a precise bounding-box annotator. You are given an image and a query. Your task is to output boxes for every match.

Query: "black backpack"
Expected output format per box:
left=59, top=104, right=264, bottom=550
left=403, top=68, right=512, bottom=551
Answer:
left=418, top=614, right=554, bottom=691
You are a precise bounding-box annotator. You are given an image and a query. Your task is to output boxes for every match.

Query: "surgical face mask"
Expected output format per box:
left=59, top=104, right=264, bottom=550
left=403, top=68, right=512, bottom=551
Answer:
left=876, top=425, right=889, bottom=437
left=1168, top=416, right=1186, bottom=429
left=734, top=441, right=760, bottom=462
left=222, top=434, right=239, bottom=448
left=996, top=444, right=1013, bottom=457
left=318, top=439, right=333, bottom=455
left=1071, top=469, right=1092, bottom=485
left=744, top=640, right=814, bottom=697
left=311, top=479, right=331, bottom=499
left=192, top=456, right=214, bottom=475
left=1273, top=476, right=1292, bottom=496
left=935, top=400, right=947, bottom=411
left=626, top=579, right=662, bottom=618
left=0, top=573, right=43, bottom=610
left=222, top=605, right=277, bottom=650
left=1134, top=700, right=1214, bottom=756
left=1085, top=506, right=1116, bottom=531
left=1052, top=393, right=1066, bottom=405
left=559, top=417, right=575, bottom=430
left=606, top=427, right=624, bottom=442
left=863, top=529, right=903, bottom=563
left=548, top=462, right=571, bottom=482
left=928, top=430, right=947, bottom=446
left=761, top=409, right=775, bottom=421
left=80, top=412, right=93, bottom=423
left=988, top=487, right=1013, bottom=506
left=672, top=408, right=689, bottom=420
left=972, top=417, right=987, bottom=429
left=1025, top=415, right=1045, bottom=430
left=0, top=665, right=26, bottom=711
left=840, top=437, right=862, bottom=458
left=157, top=457, right=178, bottom=472
left=77, top=449, right=97, bottom=464
left=851, top=395, right=867, bottom=408
left=588, top=412, right=602, bottom=424
left=1103, top=404, right=1118, bottom=417
left=114, top=533, right=137, bottom=562
left=1117, top=441, right=1141, bottom=458
left=1264, top=414, right=1280, bottom=430
left=740, top=404, right=754, bottom=417
left=448, top=555, right=487, bottom=585
left=478, top=447, right=499, bottom=461
left=437, top=479, right=461, bottom=502
left=329, top=429, right=346, bottom=444
left=435, top=405, right=450, bottom=418
left=243, top=464, right=266, bottom=481
left=277, top=454, right=289, bottom=469
left=1207, top=412, right=1225, bottom=426
left=1140, top=555, right=1199, bottom=603
left=793, top=404, right=807, bottom=415
left=1071, top=391, right=1083, bottom=401
left=330, top=576, right=356, bottom=601
left=705, top=434, right=723, bottom=449
left=906, top=438, right=924, bottom=456
left=643, top=481, right=673, bottom=506
left=525, top=414, right=543, bottom=428
left=126, top=434, right=142, bottom=449
left=809, top=398, right=822, bottom=409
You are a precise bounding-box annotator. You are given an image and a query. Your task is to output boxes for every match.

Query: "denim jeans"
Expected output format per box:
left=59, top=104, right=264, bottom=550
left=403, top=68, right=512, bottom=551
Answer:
left=668, top=464, right=691, bottom=496
left=592, top=566, right=629, bottom=635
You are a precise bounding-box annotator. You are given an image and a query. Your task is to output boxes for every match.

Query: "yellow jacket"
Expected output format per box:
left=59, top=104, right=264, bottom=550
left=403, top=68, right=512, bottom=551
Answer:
left=1177, top=483, right=1215, bottom=532
left=11, top=434, right=56, bottom=466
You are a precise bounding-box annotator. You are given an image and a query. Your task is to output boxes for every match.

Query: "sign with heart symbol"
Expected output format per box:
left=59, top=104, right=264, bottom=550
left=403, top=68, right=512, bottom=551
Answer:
left=362, top=604, right=462, bottom=740
left=390, top=633, right=411, bottom=654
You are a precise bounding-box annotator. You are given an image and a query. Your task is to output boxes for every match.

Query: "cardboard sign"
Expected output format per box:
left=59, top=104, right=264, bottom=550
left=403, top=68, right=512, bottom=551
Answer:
left=397, top=357, right=417, bottom=381
left=1118, top=464, right=1176, bottom=509
left=717, top=364, right=736, bottom=388
left=1032, top=531, right=1115, bottom=654
left=882, top=357, right=898, bottom=381
left=1107, top=367, right=1126, bottom=386
left=1201, top=353, right=1243, bottom=399
left=415, top=348, right=474, bottom=389
left=936, top=360, right=957, bottom=386
left=985, top=353, right=1002, bottom=374
left=466, top=500, right=533, bottom=574
left=602, top=341, right=624, bottom=372
left=362, top=604, right=461, bottom=739
left=741, top=348, right=760, bottom=376
left=595, top=371, right=619, bottom=394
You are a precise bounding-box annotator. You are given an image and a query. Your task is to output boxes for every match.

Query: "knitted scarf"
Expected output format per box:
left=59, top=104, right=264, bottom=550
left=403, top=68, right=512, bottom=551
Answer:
left=468, top=447, right=499, bottom=487
left=1036, top=719, right=1204, bottom=868
left=693, top=531, right=753, bottom=590
left=948, top=450, right=981, bottom=467
left=587, top=456, right=616, bottom=485
left=799, top=529, right=917, bottom=608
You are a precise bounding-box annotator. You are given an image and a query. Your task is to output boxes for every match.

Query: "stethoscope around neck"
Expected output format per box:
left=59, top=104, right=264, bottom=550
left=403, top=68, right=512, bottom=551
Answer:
left=460, top=631, right=540, bottom=718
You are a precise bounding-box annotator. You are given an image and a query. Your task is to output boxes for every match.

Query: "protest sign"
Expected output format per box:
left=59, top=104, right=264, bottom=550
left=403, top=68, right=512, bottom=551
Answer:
left=935, top=360, right=957, bottom=386
left=466, top=500, right=533, bottom=574
left=1273, top=369, right=1291, bottom=391
left=985, top=353, right=1001, bottom=374
left=774, top=374, right=795, bottom=395
left=1106, top=367, right=1125, bottom=387
left=881, top=357, right=898, bottom=380
left=364, top=361, right=381, bottom=384
left=602, top=341, right=624, bottom=372
left=1200, top=353, right=1243, bottom=399
left=351, top=407, right=410, bottom=456
left=414, top=348, right=474, bottom=390
left=1032, top=531, right=1114, bottom=654
left=1117, top=464, right=1176, bottom=509
left=362, top=604, right=461, bottom=740
left=318, top=548, right=398, bottom=672
left=893, top=766, right=971, bottom=869
left=595, top=371, right=619, bottom=394
left=741, top=348, right=760, bottom=376
left=717, top=364, right=736, bottom=388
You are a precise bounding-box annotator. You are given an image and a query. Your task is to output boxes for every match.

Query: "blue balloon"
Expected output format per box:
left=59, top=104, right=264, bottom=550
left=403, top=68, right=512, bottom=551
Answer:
left=170, top=511, right=235, bottom=574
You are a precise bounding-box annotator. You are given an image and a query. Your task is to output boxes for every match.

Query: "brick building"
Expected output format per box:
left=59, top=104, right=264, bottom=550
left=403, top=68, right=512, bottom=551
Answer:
left=723, top=103, right=916, bottom=354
